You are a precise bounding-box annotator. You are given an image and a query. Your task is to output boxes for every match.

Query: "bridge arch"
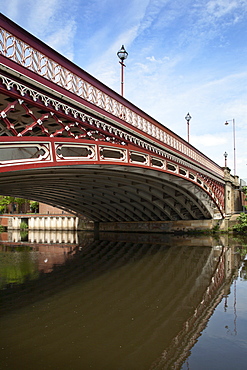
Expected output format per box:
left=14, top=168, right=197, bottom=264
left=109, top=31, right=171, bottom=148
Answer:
left=0, top=163, right=218, bottom=222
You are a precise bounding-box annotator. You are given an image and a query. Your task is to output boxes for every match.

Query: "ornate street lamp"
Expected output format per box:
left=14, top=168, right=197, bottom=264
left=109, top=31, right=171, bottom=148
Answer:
left=225, top=119, right=236, bottom=176
left=185, top=113, right=191, bottom=143
left=117, top=45, right=128, bottom=97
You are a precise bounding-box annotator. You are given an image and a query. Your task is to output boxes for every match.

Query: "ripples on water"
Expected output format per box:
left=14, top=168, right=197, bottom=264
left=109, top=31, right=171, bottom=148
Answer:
left=0, top=231, right=247, bottom=370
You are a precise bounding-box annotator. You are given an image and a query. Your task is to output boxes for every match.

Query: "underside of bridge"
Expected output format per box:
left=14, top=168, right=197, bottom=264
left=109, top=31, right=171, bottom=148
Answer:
left=0, top=165, right=216, bottom=222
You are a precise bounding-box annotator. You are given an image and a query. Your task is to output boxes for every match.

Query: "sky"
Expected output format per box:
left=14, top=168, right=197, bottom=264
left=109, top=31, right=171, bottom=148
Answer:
left=1, top=0, right=247, bottom=180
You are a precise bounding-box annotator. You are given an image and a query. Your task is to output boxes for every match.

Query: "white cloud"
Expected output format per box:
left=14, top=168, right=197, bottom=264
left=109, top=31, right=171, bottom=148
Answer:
left=1, top=0, right=78, bottom=59
left=45, top=21, right=77, bottom=60
left=28, top=0, right=61, bottom=33
left=206, top=0, right=240, bottom=18
left=146, top=56, right=157, bottom=62
left=190, top=134, right=227, bottom=147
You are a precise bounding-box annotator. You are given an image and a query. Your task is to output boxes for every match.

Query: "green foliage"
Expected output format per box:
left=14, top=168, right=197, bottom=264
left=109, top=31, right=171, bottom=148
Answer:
left=30, top=201, right=39, bottom=213
left=242, top=186, right=247, bottom=195
left=242, top=187, right=247, bottom=210
left=212, top=224, right=220, bottom=233
left=20, top=230, right=28, bottom=240
left=233, top=213, right=247, bottom=233
left=20, top=221, right=28, bottom=230
left=0, top=196, right=15, bottom=213
left=236, top=244, right=247, bottom=257
left=0, top=196, right=32, bottom=213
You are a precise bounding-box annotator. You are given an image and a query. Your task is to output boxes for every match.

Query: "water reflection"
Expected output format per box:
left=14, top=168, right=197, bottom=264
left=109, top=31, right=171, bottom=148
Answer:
left=0, top=232, right=246, bottom=370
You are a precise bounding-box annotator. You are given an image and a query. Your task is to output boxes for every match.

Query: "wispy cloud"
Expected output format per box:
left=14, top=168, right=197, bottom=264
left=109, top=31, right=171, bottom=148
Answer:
left=206, top=0, right=243, bottom=18
left=2, top=0, right=78, bottom=59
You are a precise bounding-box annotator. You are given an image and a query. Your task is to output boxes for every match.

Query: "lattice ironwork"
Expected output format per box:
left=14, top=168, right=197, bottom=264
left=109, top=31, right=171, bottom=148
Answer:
left=0, top=21, right=224, bottom=179
left=0, top=93, right=124, bottom=143
left=0, top=77, right=224, bottom=184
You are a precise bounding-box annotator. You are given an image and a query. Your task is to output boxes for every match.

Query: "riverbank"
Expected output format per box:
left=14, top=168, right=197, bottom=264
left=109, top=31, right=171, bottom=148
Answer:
left=0, top=213, right=244, bottom=234
left=90, top=214, right=242, bottom=234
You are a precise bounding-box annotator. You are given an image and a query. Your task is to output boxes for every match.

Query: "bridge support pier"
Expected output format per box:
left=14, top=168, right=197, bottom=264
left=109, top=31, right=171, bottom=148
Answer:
left=86, top=219, right=229, bottom=233
left=224, top=167, right=242, bottom=216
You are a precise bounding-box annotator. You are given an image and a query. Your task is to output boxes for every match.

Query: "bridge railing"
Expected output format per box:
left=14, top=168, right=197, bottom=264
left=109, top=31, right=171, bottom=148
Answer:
left=0, top=14, right=224, bottom=179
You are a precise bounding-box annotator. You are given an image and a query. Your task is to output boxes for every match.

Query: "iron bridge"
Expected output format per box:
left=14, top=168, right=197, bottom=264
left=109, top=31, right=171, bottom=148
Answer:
left=0, top=14, right=226, bottom=222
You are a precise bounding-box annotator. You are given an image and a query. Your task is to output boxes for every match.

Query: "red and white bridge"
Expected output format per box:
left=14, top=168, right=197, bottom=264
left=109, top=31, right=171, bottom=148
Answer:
left=0, top=14, right=239, bottom=223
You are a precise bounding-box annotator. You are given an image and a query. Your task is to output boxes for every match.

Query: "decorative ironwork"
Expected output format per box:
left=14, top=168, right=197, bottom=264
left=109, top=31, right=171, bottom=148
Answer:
left=99, top=146, right=127, bottom=162
left=0, top=138, right=225, bottom=214
left=56, top=143, right=96, bottom=161
left=0, top=74, right=224, bottom=182
left=0, top=25, right=224, bottom=178
left=0, top=142, right=51, bottom=165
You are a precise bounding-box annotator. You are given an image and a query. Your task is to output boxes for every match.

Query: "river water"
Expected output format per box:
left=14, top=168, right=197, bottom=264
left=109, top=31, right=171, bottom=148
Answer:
left=0, top=230, right=247, bottom=370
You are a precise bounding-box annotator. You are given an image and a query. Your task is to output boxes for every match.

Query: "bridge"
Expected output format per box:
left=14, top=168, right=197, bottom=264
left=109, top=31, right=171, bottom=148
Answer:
left=0, top=14, right=242, bottom=226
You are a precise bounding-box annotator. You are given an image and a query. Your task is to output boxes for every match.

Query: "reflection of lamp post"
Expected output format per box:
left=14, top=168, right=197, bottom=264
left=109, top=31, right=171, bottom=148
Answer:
left=224, top=151, right=228, bottom=167
left=185, top=113, right=191, bottom=143
left=225, top=119, right=236, bottom=176
left=117, top=45, right=128, bottom=97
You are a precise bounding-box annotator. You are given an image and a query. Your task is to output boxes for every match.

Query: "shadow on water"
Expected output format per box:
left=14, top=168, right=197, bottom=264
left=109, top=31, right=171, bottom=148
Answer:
left=0, top=232, right=245, bottom=370
left=0, top=232, right=218, bottom=315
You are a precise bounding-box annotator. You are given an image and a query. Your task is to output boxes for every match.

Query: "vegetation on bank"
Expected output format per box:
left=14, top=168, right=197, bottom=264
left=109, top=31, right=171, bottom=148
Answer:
left=232, top=213, right=247, bottom=234
left=0, top=196, right=39, bottom=214
left=20, top=221, right=28, bottom=230
left=232, top=187, right=247, bottom=234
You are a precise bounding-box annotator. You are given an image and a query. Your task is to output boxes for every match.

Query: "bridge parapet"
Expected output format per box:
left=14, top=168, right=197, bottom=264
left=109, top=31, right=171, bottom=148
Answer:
left=0, top=14, right=223, bottom=179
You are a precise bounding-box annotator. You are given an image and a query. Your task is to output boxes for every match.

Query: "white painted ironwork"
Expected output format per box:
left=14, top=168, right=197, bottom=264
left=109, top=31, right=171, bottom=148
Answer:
left=0, top=142, right=52, bottom=166
left=0, top=26, right=224, bottom=179
left=99, top=146, right=127, bottom=162
left=0, top=139, right=225, bottom=214
left=55, top=143, right=97, bottom=161
left=0, top=74, right=224, bottom=185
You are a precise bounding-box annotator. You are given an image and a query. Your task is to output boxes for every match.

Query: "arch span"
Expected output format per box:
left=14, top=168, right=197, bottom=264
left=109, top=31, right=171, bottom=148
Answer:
left=0, top=165, right=218, bottom=222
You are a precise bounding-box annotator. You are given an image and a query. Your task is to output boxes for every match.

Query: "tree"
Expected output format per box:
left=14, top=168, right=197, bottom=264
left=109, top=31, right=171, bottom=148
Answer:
left=30, top=201, right=39, bottom=213
left=0, top=196, right=29, bottom=213
left=233, top=213, right=247, bottom=233
left=15, top=198, right=26, bottom=213
left=0, top=196, right=15, bottom=213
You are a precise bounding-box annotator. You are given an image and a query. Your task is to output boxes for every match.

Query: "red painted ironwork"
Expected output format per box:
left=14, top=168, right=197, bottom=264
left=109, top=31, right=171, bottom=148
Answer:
left=0, top=14, right=224, bottom=178
left=0, top=14, right=226, bottom=218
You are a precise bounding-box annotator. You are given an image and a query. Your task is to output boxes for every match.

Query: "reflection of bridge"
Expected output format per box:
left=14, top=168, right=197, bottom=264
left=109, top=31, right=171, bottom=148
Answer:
left=0, top=14, right=241, bottom=223
left=0, top=234, right=238, bottom=368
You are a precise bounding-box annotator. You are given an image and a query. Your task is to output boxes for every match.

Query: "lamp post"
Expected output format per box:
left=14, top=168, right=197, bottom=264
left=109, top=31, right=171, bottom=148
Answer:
left=224, top=151, right=228, bottom=167
left=185, top=113, right=191, bottom=143
left=117, top=45, right=128, bottom=97
left=225, top=119, right=236, bottom=176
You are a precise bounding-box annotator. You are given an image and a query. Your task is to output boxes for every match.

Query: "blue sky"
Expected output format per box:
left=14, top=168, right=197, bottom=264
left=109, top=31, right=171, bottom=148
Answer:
left=1, top=0, right=247, bottom=179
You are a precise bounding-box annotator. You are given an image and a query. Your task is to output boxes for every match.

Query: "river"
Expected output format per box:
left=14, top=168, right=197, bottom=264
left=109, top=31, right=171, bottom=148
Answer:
left=0, top=230, right=247, bottom=370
